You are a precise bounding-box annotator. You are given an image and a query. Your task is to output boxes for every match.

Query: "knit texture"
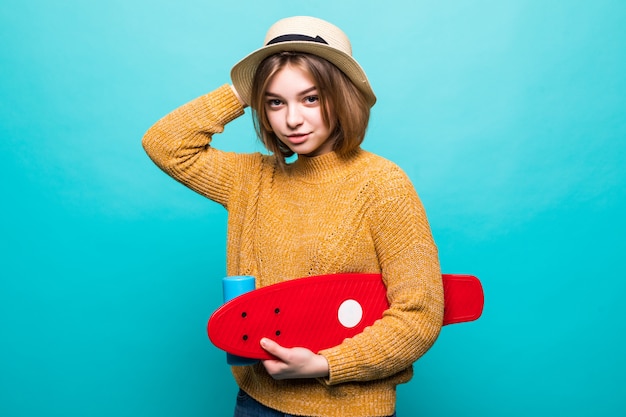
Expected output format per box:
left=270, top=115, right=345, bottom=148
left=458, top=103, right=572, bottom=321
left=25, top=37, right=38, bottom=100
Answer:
left=142, top=84, right=444, bottom=417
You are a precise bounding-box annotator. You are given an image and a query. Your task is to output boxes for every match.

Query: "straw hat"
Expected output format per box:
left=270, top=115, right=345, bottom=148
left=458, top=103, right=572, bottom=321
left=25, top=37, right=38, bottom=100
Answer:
left=231, top=16, right=376, bottom=107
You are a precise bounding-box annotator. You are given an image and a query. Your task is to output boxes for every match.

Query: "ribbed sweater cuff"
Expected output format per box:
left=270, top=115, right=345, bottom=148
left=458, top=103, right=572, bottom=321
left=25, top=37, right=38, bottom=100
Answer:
left=203, top=84, right=245, bottom=126
left=319, top=347, right=362, bottom=385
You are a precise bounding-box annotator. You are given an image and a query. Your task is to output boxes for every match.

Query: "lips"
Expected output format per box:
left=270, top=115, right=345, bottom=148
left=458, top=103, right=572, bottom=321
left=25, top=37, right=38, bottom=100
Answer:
left=286, top=133, right=310, bottom=144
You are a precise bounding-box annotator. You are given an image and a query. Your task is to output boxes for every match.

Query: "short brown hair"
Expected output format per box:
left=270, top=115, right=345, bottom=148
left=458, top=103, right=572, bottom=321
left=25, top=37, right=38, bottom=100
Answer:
left=249, top=52, right=370, bottom=167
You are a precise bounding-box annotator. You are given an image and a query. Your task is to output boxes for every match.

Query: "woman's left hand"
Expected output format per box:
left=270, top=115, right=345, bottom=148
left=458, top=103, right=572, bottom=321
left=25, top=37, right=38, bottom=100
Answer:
left=260, top=338, right=330, bottom=380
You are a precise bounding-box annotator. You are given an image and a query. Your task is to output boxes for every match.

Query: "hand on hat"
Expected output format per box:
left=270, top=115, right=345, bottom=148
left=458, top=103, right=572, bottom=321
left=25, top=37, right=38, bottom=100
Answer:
left=230, top=85, right=248, bottom=108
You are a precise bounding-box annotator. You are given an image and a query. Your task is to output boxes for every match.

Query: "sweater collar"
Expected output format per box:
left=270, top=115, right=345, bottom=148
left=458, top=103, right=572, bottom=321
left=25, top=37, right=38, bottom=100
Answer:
left=287, top=149, right=364, bottom=183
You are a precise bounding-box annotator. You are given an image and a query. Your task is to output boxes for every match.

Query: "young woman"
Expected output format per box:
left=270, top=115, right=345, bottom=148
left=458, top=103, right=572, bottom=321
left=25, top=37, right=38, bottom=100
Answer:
left=143, top=16, right=443, bottom=417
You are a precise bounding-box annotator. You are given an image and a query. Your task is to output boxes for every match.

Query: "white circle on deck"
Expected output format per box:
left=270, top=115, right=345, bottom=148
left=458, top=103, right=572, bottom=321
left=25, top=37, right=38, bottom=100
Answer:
left=338, top=299, right=363, bottom=328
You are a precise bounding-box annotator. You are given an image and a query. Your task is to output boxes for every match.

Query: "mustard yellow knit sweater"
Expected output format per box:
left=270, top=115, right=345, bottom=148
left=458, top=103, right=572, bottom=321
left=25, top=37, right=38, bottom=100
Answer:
left=142, top=85, right=444, bottom=417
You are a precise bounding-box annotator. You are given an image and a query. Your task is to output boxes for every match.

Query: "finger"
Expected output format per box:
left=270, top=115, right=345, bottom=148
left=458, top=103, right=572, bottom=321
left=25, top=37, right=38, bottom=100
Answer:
left=260, top=338, right=287, bottom=360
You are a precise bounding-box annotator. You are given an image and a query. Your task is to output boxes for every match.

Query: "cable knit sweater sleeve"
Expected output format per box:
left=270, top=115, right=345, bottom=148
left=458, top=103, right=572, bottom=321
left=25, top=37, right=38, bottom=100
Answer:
left=141, top=85, right=245, bottom=207
left=319, top=165, right=444, bottom=385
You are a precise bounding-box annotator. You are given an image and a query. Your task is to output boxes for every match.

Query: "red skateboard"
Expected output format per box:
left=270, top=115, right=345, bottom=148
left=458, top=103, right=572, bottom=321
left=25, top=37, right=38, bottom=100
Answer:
left=208, top=273, right=483, bottom=361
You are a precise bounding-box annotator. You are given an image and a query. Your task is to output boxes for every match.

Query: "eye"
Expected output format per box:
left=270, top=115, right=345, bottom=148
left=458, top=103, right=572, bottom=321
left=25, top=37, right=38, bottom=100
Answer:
left=304, top=95, right=319, bottom=105
left=266, top=98, right=283, bottom=108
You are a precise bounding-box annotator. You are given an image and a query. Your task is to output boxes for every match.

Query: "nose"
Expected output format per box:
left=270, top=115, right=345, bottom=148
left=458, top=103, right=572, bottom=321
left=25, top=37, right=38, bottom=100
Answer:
left=286, top=105, right=303, bottom=129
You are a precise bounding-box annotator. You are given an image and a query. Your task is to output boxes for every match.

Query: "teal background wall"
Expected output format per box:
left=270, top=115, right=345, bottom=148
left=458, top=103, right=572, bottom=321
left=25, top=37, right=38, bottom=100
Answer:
left=1, top=1, right=624, bottom=415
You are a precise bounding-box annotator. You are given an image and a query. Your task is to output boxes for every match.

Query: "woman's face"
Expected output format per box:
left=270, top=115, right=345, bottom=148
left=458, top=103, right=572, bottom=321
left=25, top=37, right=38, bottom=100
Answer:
left=264, top=64, right=334, bottom=157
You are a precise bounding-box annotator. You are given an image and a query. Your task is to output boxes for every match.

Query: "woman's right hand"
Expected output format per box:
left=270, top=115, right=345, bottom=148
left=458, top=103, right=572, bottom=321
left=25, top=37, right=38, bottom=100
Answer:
left=230, top=85, right=248, bottom=108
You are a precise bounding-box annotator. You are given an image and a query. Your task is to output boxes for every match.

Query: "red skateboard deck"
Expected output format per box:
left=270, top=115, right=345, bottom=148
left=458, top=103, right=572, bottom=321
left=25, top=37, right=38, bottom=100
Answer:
left=208, top=273, right=483, bottom=360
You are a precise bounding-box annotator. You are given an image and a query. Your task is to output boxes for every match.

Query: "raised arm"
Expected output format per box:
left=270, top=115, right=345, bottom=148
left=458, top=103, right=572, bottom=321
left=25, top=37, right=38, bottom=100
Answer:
left=142, top=85, right=245, bottom=206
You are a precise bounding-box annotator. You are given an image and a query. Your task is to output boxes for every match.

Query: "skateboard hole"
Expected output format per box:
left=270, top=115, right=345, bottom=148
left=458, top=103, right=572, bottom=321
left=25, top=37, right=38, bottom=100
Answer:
left=275, top=330, right=281, bottom=336
left=274, top=308, right=280, bottom=314
left=242, top=335, right=248, bottom=341
left=241, top=312, right=247, bottom=318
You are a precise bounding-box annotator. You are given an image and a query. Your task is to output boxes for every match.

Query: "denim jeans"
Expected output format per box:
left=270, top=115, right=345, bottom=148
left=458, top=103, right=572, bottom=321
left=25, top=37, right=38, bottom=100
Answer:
left=233, top=389, right=396, bottom=417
